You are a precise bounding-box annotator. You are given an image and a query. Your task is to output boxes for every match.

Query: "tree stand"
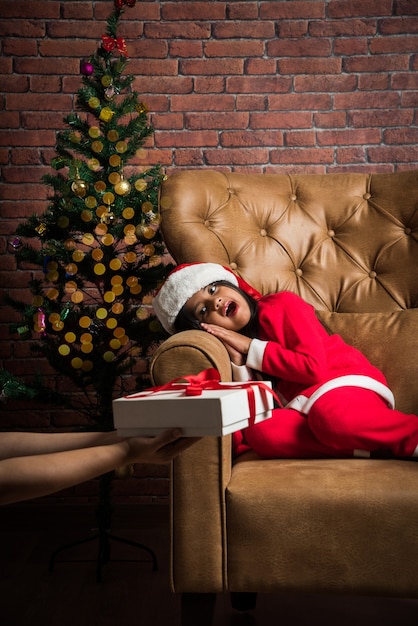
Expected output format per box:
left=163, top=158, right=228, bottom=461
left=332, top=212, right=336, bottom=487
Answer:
left=49, top=472, right=158, bottom=582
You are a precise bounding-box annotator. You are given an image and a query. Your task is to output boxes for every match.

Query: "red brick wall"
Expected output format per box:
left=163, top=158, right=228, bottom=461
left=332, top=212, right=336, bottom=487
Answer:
left=1, top=0, right=417, bottom=503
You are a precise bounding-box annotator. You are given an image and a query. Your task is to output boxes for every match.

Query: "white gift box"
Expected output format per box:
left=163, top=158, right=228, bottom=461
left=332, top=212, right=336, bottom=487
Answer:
left=112, top=381, right=274, bottom=437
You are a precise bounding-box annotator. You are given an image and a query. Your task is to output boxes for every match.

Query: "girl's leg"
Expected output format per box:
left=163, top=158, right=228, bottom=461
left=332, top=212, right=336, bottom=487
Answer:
left=308, top=388, right=418, bottom=458
left=244, top=408, right=353, bottom=459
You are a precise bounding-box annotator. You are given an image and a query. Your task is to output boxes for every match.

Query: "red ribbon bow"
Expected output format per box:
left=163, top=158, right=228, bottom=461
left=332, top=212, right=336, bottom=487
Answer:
left=115, top=0, right=136, bottom=8
left=126, top=368, right=282, bottom=427
left=101, top=35, right=128, bottom=57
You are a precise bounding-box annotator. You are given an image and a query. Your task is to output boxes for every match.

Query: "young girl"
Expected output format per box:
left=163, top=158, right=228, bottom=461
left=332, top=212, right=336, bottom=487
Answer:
left=153, top=262, right=418, bottom=460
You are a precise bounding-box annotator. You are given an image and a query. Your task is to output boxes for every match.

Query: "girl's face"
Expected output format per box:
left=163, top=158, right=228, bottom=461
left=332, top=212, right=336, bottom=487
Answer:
left=185, top=283, right=252, bottom=331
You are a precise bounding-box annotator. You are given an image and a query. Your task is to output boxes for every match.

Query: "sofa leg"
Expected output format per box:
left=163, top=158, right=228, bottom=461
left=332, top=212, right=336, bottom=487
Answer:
left=181, top=592, right=217, bottom=626
left=230, top=592, right=258, bottom=611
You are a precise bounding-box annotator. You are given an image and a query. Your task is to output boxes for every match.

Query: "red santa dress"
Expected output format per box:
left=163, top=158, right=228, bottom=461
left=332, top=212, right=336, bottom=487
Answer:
left=232, top=291, right=418, bottom=459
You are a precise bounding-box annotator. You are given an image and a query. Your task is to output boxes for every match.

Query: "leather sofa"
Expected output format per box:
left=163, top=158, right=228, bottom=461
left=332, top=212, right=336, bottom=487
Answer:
left=150, top=169, right=418, bottom=625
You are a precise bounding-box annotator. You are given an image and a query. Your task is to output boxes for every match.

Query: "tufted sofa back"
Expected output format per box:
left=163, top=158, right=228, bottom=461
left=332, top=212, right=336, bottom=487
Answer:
left=159, top=169, right=418, bottom=313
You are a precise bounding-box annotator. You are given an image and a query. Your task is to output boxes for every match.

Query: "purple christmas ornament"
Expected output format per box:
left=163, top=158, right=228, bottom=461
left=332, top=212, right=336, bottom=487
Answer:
left=80, top=59, right=94, bottom=76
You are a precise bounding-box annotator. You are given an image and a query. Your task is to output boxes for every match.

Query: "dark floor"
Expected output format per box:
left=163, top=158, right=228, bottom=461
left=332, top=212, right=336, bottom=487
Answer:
left=1, top=503, right=418, bottom=626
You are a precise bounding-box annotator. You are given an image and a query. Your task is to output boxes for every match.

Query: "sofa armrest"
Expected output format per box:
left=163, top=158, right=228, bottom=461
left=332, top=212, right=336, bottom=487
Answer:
left=149, top=330, right=233, bottom=592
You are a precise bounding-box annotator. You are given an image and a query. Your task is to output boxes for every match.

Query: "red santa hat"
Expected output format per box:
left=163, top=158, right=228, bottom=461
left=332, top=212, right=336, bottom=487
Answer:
left=153, top=262, right=261, bottom=334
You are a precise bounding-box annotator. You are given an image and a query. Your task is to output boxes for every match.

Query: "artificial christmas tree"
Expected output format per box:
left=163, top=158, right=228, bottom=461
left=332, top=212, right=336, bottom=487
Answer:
left=5, top=1, right=171, bottom=429
left=4, top=0, right=170, bottom=579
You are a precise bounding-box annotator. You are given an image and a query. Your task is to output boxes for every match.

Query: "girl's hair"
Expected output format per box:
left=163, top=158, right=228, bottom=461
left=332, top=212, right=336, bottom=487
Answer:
left=174, top=280, right=259, bottom=336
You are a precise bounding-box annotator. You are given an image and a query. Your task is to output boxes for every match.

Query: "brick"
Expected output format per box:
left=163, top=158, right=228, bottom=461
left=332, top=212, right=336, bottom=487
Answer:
left=194, top=76, right=225, bottom=93
left=245, top=58, right=277, bottom=75
left=0, top=58, right=13, bottom=73
left=129, top=76, right=193, bottom=94
left=10, top=149, right=42, bottom=165
left=0, top=130, right=56, bottom=147
left=130, top=40, right=169, bottom=59
left=277, top=20, right=308, bottom=38
left=21, top=112, right=67, bottom=129
left=0, top=1, right=59, bottom=18
left=129, top=59, right=179, bottom=76
left=227, top=75, right=292, bottom=94
left=236, top=95, right=268, bottom=111
left=334, top=38, right=369, bottom=56
left=3, top=39, right=38, bottom=56
left=0, top=148, right=9, bottom=164
left=0, top=112, right=20, bottom=129
left=279, top=58, right=342, bottom=75
left=62, top=2, right=93, bottom=19
left=145, top=22, right=211, bottom=40
left=358, top=73, right=390, bottom=90
left=260, top=2, right=325, bottom=19
left=30, top=75, right=62, bottom=93
left=151, top=113, right=184, bottom=130
left=265, top=164, right=327, bottom=175
left=0, top=20, right=45, bottom=37
left=6, top=93, right=72, bottom=111
left=309, top=18, right=376, bottom=36
left=227, top=2, right=259, bottom=19
left=14, top=58, right=80, bottom=75
left=205, top=148, right=269, bottom=165
left=327, top=0, right=393, bottom=18
left=395, top=0, right=418, bottom=15
left=367, top=145, right=418, bottom=162
left=169, top=41, right=203, bottom=58
left=94, top=1, right=160, bottom=21
left=391, top=72, right=418, bottom=89
left=185, top=112, right=249, bottom=130
left=294, top=74, right=357, bottom=92
left=39, top=39, right=105, bottom=58
left=205, top=40, right=265, bottom=57
left=213, top=21, right=275, bottom=39
left=383, top=128, right=418, bottom=144
left=174, top=149, right=204, bottom=166
left=348, top=109, right=413, bottom=127
left=180, top=59, right=244, bottom=75
left=2, top=75, right=29, bottom=92
left=220, top=130, right=284, bottom=148
left=370, top=35, right=418, bottom=53
left=268, top=38, right=332, bottom=57
left=155, top=130, right=218, bottom=148
left=0, top=181, right=49, bottom=200
left=314, top=111, right=347, bottom=128
left=46, top=21, right=105, bottom=40
left=2, top=166, right=46, bottom=183
left=380, top=17, right=418, bottom=34
left=162, top=2, right=226, bottom=20
left=250, top=111, right=313, bottom=129
left=316, top=129, right=381, bottom=146
left=285, top=131, right=316, bottom=146
left=343, top=55, right=410, bottom=73
left=171, top=94, right=235, bottom=112
left=334, top=92, right=399, bottom=109
left=269, top=93, right=332, bottom=110
left=270, top=147, right=334, bottom=164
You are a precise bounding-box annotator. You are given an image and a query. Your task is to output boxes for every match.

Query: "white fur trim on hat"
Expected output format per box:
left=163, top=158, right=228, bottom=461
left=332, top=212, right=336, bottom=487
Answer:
left=153, top=263, right=238, bottom=334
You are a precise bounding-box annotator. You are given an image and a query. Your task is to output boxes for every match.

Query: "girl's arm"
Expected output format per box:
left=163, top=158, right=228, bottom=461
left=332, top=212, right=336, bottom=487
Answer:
left=247, top=292, right=328, bottom=385
left=0, top=429, right=198, bottom=506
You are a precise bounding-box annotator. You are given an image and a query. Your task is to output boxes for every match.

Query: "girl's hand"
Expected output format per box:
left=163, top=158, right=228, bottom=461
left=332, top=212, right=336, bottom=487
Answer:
left=200, top=323, right=251, bottom=365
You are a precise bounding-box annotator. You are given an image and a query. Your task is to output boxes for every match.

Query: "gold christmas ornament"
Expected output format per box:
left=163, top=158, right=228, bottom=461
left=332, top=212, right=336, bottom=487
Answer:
left=99, top=107, right=115, bottom=123
left=114, top=176, right=131, bottom=196
left=71, top=178, right=88, bottom=198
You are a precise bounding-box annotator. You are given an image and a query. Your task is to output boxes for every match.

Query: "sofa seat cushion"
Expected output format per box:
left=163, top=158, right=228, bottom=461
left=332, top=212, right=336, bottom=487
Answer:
left=226, top=457, right=418, bottom=595
left=316, top=310, right=418, bottom=415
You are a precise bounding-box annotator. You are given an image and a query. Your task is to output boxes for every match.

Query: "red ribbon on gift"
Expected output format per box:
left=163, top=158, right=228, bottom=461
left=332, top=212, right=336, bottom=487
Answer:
left=125, top=368, right=282, bottom=427
left=101, top=35, right=128, bottom=57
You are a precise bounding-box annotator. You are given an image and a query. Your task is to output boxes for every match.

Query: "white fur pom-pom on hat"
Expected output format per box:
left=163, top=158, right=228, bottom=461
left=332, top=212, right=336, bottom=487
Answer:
left=153, top=263, right=239, bottom=334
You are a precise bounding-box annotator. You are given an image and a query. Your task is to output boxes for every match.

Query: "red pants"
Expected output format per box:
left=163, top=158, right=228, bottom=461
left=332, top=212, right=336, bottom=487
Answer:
left=244, top=388, right=418, bottom=459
